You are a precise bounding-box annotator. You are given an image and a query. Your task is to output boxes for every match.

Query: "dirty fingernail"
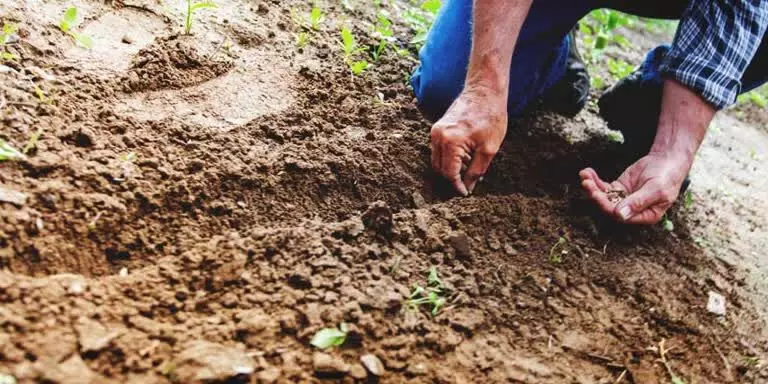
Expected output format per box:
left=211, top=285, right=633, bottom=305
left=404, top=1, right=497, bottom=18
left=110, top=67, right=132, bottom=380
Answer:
left=619, top=206, right=633, bottom=220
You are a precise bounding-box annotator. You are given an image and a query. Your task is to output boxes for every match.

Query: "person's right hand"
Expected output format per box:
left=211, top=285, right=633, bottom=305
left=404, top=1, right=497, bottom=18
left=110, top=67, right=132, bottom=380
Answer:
left=430, top=89, right=508, bottom=195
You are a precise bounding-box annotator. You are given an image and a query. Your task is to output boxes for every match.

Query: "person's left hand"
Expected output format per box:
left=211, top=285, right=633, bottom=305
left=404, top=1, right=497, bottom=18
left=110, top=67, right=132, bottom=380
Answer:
left=579, top=150, right=692, bottom=224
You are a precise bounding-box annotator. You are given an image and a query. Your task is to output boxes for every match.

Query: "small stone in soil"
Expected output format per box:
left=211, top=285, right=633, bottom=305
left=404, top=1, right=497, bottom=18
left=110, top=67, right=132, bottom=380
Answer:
left=707, top=291, right=726, bottom=316
left=121, top=35, right=134, bottom=44
left=360, top=354, right=385, bottom=376
left=312, top=352, right=349, bottom=374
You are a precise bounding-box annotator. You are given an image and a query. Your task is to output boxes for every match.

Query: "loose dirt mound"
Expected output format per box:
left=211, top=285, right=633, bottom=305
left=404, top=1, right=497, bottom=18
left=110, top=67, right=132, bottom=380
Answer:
left=0, top=1, right=766, bottom=383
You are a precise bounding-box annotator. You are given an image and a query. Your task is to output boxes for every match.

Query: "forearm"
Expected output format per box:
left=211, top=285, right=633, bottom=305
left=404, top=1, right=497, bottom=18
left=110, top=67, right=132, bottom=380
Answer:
left=465, top=0, right=533, bottom=102
left=650, top=79, right=715, bottom=163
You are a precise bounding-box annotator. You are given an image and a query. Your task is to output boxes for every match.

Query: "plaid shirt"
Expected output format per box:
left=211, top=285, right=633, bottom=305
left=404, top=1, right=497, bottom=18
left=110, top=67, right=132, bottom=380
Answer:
left=659, top=0, right=768, bottom=109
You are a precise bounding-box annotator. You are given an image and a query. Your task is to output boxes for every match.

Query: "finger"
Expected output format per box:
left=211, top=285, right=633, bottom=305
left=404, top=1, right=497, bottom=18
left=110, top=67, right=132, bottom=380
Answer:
left=582, top=178, right=616, bottom=214
left=430, top=133, right=442, bottom=173
left=579, top=168, right=612, bottom=192
left=463, top=150, right=495, bottom=194
left=442, top=144, right=469, bottom=196
left=614, top=182, right=666, bottom=222
left=624, top=205, right=668, bottom=225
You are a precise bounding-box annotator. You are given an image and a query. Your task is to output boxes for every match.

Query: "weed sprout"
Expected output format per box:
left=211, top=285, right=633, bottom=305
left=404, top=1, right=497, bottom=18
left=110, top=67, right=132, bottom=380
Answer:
left=340, top=26, right=369, bottom=77
left=0, top=23, right=19, bottom=61
left=406, top=266, right=447, bottom=316
left=184, top=0, right=217, bottom=35
left=59, top=7, right=93, bottom=49
left=0, top=140, right=26, bottom=161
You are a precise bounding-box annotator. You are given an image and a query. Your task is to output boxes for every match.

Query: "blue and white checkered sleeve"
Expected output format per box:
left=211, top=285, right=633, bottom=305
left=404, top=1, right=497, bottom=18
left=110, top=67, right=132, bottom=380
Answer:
left=658, top=1, right=768, bottom=110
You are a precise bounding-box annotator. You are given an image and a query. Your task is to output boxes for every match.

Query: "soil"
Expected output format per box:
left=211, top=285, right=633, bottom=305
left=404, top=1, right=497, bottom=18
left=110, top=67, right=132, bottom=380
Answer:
left=1, top=1, right=766, bottom=383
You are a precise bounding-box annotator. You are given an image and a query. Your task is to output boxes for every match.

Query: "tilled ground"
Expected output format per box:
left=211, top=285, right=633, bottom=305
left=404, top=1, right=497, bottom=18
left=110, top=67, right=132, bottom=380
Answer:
left=0, top=1, right=766, bottom=383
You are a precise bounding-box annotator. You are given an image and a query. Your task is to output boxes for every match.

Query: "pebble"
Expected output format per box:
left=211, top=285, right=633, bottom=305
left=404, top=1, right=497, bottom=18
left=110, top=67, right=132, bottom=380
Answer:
left=707, top=291, right=726, bottom=316
left=348, top=364, right=367, bottom=380
left=360, top=354, right=385, bottom=376
left=446, top=232, right=471, bottom=259
left=312, top=352, right=349, bottom=374
left=121, top=35, right=134, bottom=44
left=174, top=341, right=255, bottom=382
left=0, top=187, right=27, bottom=207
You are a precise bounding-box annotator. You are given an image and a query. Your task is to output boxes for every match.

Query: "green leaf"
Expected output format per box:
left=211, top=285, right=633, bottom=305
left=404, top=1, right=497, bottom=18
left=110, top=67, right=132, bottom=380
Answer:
left=662, top=218, right=674, bottom=232
left=350, top=60, right=368, bottom=75
left=594, top=34, right=607, bottom=50
left=310, top=7, right=324, bottom=29
left=64, top=7, right=78, bottom=25
left=310, top=327, right=347, bottom=349
left=71, top=32, right=93, bottom=49
left=340, top=26, right=355, bottom=55
left=190, top=1, right=217, bottom=12
left=421, top=0, right=441, bottom=15
left=683, top=190, right=693, bottom=209
left=606, top=130, right=624, bottom=144
left=427, top=266, right=443, bottom=289
left=0, top=51, right=16, bottom=61
left=0, top=140, right=26, bottom=161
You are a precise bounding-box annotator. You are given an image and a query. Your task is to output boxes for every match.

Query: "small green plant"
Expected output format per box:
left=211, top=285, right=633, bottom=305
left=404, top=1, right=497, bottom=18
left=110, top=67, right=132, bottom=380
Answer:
left=606, top=130, right=624, bottom=144
left=310, top=323, right=348, bottom=349
left=579, top=10, right=633, bottom=60
left=23, top=127, right=43, bottom=154
left=683, top=190, right=693, bottom=209
left=184, top=0, right=217, bottom=35
left=662, top=215, right=674, bottom=232
left=406, top=266, right=447, bottom=316
left=737, top=90, right=768, bottom=108
left=309, top=6, right=325, bottom=31
left=1, top=23, right=19, bottom=61
left=549, top=236, right=568, bottom=264
left=404, top=0, right=441, bottom=48
left=59, top=7, right=93, bottom=49
left=340, top=26, right=369, bottom=77
left=607, top=57, right=634, bottom=80
left=295, top=31, right=309, bottom=48
left=0, top=140, right=25, bottom=161
left=371, top=14, right=395, bottom=62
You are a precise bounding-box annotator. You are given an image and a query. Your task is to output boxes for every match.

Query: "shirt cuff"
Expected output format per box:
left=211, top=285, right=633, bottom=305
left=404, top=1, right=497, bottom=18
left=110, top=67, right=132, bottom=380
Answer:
left=658, top=50, right=741, bottom=110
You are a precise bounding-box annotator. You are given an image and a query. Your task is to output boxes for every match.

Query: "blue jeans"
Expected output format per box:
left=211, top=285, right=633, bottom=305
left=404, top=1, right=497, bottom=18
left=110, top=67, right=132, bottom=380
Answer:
left=410, top=0, right=768, bottom=121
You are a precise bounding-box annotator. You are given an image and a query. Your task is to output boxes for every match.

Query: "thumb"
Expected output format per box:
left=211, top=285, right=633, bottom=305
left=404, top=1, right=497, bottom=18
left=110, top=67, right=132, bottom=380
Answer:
left=463, top=150, right=495, bottom=194
left=615, top=182, right=661, bottom=222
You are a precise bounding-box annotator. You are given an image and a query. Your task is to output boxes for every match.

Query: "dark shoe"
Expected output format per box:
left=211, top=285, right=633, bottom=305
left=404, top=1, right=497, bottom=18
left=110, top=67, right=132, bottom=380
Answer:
left=541, top=27, right=591, bottom=117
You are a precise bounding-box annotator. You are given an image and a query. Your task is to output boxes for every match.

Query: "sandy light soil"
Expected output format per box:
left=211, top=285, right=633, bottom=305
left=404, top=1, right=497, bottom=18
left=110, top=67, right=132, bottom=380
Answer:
left=0, top=1, right=766, bottom=383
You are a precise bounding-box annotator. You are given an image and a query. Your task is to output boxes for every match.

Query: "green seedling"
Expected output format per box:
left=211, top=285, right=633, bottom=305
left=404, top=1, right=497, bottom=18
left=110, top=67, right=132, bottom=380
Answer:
left=23, top=127, right=43, bottom=154
left=339, top=26, right=368, bottom=77
left=309, top=6, right=325, bottom=31
left=371, top=14, right=395, bottom=62
left=310, top=323, right=348, bottom=350
left=0, top=140, right=25, bottom=161
left=406, top=267, right=447, bottom=316
left=59, top=7, right=93, bottom=49
left=1, top=23, right=19, bottom=61
left=295, top=32, right=309, bottom=48
left=683, top=190, right=693, bottom=209
left=607, top=57, right=634, bottom=80
left=738, top=90, right=768, bottom=108
left=606, top=130, right=624, bottom=144
left=662, top=215, right=674, bottom=232
left=549, top=236, right=568, bottom=264
left=184, top=0, right=217, bottom=35
left=404, top=0, right=441, bottom=48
